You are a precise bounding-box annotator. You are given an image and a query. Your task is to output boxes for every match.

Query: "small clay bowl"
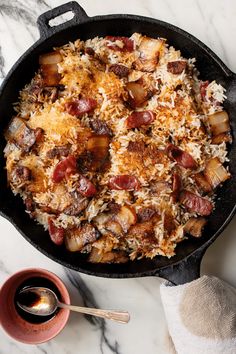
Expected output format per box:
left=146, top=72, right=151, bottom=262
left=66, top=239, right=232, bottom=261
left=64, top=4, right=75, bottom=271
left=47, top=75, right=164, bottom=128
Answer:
left=0, top=268, right=70, bottom=344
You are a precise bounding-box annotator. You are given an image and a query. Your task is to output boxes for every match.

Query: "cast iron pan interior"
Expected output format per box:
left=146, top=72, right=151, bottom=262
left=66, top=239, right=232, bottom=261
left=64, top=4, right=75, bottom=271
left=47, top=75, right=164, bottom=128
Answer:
left=0, top=2, right=235, bottom=283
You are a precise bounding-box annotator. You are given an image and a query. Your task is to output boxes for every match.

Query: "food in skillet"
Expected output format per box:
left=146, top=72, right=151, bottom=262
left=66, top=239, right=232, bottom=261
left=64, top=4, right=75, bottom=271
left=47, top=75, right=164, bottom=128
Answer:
left=4, top=33, right=231, bottom=263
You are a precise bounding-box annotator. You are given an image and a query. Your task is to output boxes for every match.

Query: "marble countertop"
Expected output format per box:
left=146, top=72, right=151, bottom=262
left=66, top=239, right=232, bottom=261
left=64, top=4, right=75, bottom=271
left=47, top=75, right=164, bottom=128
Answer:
left=0, top=1, right=236, bottom=353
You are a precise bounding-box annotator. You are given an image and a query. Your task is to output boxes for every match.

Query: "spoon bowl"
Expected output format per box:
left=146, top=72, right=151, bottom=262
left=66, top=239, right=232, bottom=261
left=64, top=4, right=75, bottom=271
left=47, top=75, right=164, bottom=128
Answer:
left=17, top=286, right=130, bottom=324
left=17, top=287, right=58, bottom=316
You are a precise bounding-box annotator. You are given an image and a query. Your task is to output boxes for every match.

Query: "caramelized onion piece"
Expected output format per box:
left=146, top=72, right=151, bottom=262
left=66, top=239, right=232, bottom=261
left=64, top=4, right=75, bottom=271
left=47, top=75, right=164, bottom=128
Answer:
left=5, top=117, right=36, bottom=151
left=87, top=134, right=110, bottom=152
left=78, top=134, right=110, bottom=172
left=137, top=207, right=156, bottom=222
left=184, top=217, right=207, bottom=237
left=65, top=98, right=97, bottom=117
left=164, top=212, right=177, bottom=234
left=180, top=190, right=213, bottom=216
left=109, top=175, right=140, bottom=191
left=106, top=36, right=134, bottom=52
left=40, top=64, right=61, bottom=86
left=207, top=111, right=230, bottom=136
left=52, top=155, right=77, bottom=183
left=204, top=157, right=230, bottom=189
left=115, top=205, right=137, bottom=232
left=126, top=111, right=156, bottom=129
left=90, top=119, right=112, bottom=136
left=128, top=220, right=155, bottom=241
left=107, top=202, right=121, bottom=214
left=24, top=196, right=35, bottom=213
left=194, top=172, right=212, bottom=194
left=5, top=117, right=25, bottom=141
left=85, top=134, right=110, bottom=171
left=211, top=132, right=232, bottom=145
left=105, top=220, right=123, bottom=236
left=172, top=172, right=182, bottom=202
left=65, top=224, right=100, bottom=252
left=127, top=140, right=145, bottom=153
left=134, top=37, right=163, bottom=72
left=39, top=51, right=62, bottom=87
left=167, top=61, right=187, bottom=75
left=126, top=81, right=148, bottom=108
left=88, top=248, right=128, bottom=263
left=63, top=193, right=88, bottom=216
left=166, top=144, right=197, bottom=169
left=151, top=181, right=171, bottom=195
left=47, top=145, right=71, bottom=159
left=48, top=218, right=64, bottom=245
left=12, top=166, right=31, bottom=185
left=39, top=51, right=62, bottom=65
left=34, top=127, right=44, bottom=142
left=109, top=64, right=129, bottom=78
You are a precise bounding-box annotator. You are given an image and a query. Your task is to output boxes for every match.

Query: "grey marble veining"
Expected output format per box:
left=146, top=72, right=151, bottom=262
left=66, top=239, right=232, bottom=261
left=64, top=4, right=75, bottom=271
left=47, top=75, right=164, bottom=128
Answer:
left=0, top=1, right=236, bottom=353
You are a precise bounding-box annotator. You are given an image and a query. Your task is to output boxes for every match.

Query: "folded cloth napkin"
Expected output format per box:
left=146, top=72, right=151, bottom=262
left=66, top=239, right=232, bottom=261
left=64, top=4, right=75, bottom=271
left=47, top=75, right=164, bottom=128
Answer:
left=160, top=276, right=236, bottom=354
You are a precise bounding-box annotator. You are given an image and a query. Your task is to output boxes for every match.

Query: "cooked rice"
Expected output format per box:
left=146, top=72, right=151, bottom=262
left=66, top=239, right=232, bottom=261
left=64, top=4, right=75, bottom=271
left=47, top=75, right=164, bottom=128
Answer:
left=4, top=33, right=230, bottom=261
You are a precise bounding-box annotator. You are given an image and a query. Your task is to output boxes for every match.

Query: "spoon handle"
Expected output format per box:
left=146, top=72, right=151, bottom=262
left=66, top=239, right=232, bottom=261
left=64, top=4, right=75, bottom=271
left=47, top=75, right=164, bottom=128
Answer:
left=57, top=302, right=130, bottom=323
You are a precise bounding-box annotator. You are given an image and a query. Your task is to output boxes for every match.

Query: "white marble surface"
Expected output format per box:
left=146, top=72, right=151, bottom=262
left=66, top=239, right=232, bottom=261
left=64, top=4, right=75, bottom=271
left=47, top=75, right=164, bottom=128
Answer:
left=0, top=1, right=236, bottom=353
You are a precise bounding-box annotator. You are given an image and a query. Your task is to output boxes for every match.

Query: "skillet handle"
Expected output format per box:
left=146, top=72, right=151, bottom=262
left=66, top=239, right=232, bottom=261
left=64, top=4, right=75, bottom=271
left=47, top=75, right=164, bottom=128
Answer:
left=37, top=1, right=89, bottom=39
left=156, top=247, right=207, bottom=285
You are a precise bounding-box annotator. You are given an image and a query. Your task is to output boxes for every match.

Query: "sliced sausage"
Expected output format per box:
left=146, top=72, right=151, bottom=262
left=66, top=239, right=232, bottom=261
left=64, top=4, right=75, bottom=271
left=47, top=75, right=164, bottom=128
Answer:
left=48, top=218, right=64, bottom=245
left=126, top=111, right=156, bottom=129
left=77, top=176, right=97, bottom=197
left=65, top=98, right=97, bottom=117
left=85, top=47, right=95, bottom=56
left=52, top=155, right=77, bottom=183
left=166, top=144, right=197, bottom=169
left=180, top=190, right=213, bottom=216
left=109, top=175, right=140, bottom=191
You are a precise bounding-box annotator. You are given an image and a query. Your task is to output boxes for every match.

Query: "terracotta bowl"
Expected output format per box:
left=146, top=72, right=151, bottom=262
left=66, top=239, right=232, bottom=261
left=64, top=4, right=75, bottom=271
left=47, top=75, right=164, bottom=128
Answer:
left=0, top=268, right=70, bottom=344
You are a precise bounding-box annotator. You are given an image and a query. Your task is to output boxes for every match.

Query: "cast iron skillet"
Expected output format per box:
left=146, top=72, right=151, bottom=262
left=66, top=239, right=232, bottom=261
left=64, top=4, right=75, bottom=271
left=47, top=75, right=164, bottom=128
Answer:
left=0, top=2, right=236, bottom=285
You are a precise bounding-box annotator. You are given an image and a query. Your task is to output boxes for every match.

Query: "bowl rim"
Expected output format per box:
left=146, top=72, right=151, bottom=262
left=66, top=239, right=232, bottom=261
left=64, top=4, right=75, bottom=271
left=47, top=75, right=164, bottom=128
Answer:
left=0, top=267, right=70, bottom=344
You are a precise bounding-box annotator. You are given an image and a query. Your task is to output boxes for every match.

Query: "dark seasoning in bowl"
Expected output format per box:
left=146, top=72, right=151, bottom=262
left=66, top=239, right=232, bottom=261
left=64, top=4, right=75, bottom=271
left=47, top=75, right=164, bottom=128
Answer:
left=14, top=276, right=61, bottom=324
left=4, top=33, right=232, bottom=263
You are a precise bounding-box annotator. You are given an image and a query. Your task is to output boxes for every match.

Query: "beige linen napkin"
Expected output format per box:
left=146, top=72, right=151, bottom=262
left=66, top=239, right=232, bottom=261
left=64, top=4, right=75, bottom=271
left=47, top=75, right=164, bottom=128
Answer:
left=160, top=276, right=236, bottom=354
